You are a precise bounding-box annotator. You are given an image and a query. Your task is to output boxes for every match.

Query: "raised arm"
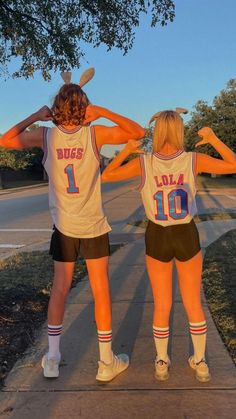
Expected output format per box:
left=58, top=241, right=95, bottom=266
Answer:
left=0, top=106, right=52, bottom=149
left=83, top=105, right=145, bottom=148
left=102, top=140, right=143, bottom=182
left=196, top=127, right=236, bottom=174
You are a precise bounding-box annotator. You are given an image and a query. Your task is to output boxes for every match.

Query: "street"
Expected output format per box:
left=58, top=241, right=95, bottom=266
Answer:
left=0, top=181, right=236, bottom=258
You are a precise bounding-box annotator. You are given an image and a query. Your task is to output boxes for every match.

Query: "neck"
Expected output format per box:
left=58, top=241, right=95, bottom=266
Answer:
left=157, top=143, right=179, bottom=155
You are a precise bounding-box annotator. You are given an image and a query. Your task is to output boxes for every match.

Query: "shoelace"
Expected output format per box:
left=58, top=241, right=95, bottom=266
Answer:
left=196, top=359, right=207, bottom=366
left=156, top=359, right=168, bottom=366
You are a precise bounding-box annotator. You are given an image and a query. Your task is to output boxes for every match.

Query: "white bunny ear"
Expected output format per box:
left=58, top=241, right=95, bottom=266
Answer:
left=61, top=71, right=72, bottom=84
left=149, top=111, right=162, bottom=125
left=79, top=67, right=95, bottom=88
left=175, top=107, right=188, bottom=114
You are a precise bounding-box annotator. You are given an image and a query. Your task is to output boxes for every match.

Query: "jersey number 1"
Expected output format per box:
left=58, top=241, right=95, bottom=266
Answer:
left=64, top=164, right=79, bottom=194
left=154, top=189, right=188, bottom=220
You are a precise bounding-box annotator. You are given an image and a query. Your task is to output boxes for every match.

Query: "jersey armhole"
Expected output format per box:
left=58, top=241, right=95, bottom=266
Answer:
left=90, top=126, right=101, bottom=163
left=42, top=127, right=48, bottom=165
left=192, top=152, right=198, bottom=177
left=137, top=155, right=146, bottom=191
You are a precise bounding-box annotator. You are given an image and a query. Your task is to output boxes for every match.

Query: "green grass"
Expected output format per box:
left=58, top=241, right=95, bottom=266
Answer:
left=202, top=229, right=236, bottom=364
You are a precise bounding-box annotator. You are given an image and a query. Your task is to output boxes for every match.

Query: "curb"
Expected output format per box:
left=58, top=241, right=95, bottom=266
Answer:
left=0, top=183, right=48, bottom=195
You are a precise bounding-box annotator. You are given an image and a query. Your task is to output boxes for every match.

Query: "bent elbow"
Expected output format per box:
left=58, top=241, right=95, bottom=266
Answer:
left=138, top=127, right=146, bottom=139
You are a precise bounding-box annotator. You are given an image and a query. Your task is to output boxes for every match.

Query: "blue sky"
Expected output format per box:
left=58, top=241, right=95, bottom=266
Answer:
left=0, top=0, right=235, bottom=156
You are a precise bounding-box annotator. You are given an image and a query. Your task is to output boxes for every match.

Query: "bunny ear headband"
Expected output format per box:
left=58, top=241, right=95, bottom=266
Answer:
left=149, top=107, right=188, bottom=125
left=60, top=68, right=95, bottom=88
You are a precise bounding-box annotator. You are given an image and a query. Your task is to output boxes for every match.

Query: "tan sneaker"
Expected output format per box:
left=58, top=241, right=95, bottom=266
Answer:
left=155, top=357, right=170, bottom=381
left=188, top=356, right=211, bottom=382
left=96, top=353, right=129, bottom=382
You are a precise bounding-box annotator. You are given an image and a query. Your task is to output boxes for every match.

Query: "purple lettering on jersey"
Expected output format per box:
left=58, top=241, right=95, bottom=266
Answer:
left=71, top=148, right=76, bottom=158
left=154, top=173, right=184, bottom=187
left=64, top=148, right=70, bottom=159
left=56, top=148, right=84, bottom=160
left=56, top=149, right=63, bottom=159
left=169, top=174, right=176, bottom=185
left=76, top=148, right=83, bottom=159
left=177, top=174, right=184, bottom=185
left=162, top=175, right=168, bottom=186
left=154, top=176, right=163, bottom=187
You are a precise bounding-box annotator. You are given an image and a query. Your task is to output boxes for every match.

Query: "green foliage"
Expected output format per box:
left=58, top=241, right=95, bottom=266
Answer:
left=185, top=79, right=236, bottom=157
left=0, top=1, right=175, bottom=80
left=0, top=147, right=29, bottom=170
left=0, top=124, right=43, bottom=171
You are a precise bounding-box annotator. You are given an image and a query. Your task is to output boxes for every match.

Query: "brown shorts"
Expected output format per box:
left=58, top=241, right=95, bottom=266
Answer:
left=145, top=219, right=201, bottom=262
left=49, top=227, right=110, bottom=262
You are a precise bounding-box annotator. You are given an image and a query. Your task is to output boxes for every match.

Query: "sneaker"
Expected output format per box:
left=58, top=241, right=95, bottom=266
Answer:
left=188, top=356, right=211, bottom=382
left=155, top=357, right=170, bottom=381
left=41, top=353, right=61, bottom=378
left=96, top=353, right=129, bottom=382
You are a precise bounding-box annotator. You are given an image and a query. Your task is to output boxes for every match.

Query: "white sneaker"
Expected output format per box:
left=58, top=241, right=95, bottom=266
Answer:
left=96, top=353, right=129, bottom=382
left=188, top=356, right=211, bottom=382
left=155, top=357, right=170, bottom=381
left=41, top=353, right=61, bottom=378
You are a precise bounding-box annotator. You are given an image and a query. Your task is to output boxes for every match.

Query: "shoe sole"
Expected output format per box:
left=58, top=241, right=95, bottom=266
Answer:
left=96, top=362, right=129, bottom=383
left=188, top=358, right=211, bottom=382
left=195, top=373, right=211, bottom=382
left=155, top=369, right=169, bottom=381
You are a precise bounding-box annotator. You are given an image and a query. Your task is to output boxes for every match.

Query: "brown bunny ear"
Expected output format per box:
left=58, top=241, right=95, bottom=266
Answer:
left=61, top=71, right=72, bottom=84
left=79, top=68, right=95, bottom=88
left=175, top=107, right=188, bottom=114
left=149, top=111, right=162, bottom=125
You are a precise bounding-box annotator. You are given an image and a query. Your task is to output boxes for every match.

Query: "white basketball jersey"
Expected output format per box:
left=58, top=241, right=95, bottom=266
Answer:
left=43, top=125, right=111, bottom=238
left=139, top=150, right=197, bottom=226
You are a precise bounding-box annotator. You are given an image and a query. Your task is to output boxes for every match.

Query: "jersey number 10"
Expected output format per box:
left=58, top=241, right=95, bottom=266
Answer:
left=154, top=189, right=188, bottom=220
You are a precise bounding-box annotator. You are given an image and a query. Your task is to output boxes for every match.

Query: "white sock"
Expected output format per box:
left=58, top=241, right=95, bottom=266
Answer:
left=189, top=321, right=207, bottom=363
left=48, top=324, right=62, bottom=360
left=97, top=330, right=113, bottom=364
left=153, top=325, right=169, bottom=362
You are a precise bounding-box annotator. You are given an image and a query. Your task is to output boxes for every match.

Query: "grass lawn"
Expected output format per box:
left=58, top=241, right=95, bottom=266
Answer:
left=202, top=229, right=236, bottom=364
left=0, top=251, right=87, bottom=387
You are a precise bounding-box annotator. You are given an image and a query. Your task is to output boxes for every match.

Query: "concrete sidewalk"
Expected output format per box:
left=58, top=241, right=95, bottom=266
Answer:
left=0, top=220, right=236, bottom=418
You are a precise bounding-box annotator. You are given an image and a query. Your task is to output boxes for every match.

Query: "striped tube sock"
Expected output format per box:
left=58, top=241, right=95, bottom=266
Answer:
left=189, top=321, right=207, bottom=363
left=97, top=330, right=113, bottom=364
left=48, top=324, right=62, bottom=360
left=153, top=326, right=170, bottom=362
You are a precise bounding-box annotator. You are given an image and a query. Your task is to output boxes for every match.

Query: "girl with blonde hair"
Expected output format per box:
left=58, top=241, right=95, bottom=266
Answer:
left=102, top=109, right=236, bottom=382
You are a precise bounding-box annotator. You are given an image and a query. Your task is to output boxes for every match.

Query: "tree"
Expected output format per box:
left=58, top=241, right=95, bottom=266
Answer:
left=185, top=79, right=236, bottom=157
left=0, top=123, right=44, bottom=189
left=0, top=0, right=175, bottom=80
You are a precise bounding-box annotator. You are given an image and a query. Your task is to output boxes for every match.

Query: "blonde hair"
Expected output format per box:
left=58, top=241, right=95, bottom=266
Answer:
left=51, top=84, right=90, bottom=126
left=152, top=110, right=184, bottom=152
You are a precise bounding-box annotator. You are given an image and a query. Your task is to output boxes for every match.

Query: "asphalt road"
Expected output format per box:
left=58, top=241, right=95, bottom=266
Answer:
left=0, top=181, right=235, bottom=257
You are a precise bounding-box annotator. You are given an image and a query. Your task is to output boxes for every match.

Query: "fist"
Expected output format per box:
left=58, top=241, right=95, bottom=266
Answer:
left=83, top=105, right=102, bottom=125
left=126, top=139, right=144, bottom=154
left=36, top=106, right=53, bottom=121
left=196, top=127, right=216, bottom=147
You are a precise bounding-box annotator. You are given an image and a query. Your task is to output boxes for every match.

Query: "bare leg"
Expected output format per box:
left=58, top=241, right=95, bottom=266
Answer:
left=48, top=261, right=75, bottom=324
left=175, top=251, right=205, bottom=323
left=176, top=251, right=208, bottom=367
left=86, top=256, right=111, bottom=330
